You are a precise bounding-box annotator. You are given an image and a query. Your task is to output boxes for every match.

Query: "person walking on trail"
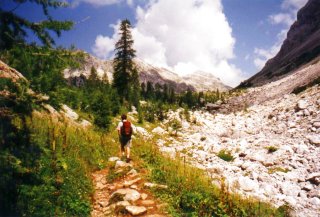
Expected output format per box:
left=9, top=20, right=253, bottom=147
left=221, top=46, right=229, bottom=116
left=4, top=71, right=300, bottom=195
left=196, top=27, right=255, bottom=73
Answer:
left=117, top=114, right=134, bottom=162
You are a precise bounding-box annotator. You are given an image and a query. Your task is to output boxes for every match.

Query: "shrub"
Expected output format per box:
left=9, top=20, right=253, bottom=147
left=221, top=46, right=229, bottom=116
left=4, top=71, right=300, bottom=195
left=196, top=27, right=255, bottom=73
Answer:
left=217, top=149, right=234, bottom=162
left=268, top=167, right=290, bottom=174
left=266, top=146, right=278, bottom=153
left=200, top=136, right=206, bottom=141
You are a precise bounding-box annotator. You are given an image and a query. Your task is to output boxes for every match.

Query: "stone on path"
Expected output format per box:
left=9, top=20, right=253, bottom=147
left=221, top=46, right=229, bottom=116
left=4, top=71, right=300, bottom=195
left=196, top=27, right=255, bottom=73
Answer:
left=144, top=182, right=168, bottom=189
left=141, top=200, right=155, bottom=206
left=115, top=200, right=131, bottom=208
left=110, top=188, right=141, bottom=202
left=141, top=193, right=148, bottom=200
left=144, top=215, right=167, bottom=217
left=109, top=157, right=120, bottom=162
left=115, top=160, right=132, bottom=169
left=124, top=177, right=141, bottom=187
left=125, top=205, right=147, bottom=216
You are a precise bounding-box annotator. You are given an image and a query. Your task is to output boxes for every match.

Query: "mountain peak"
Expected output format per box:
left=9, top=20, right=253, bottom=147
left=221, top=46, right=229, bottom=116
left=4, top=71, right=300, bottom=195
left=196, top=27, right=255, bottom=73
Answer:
left=64, top=54, right=230, bottom=92
left=239, top=0, right=320, bottom=88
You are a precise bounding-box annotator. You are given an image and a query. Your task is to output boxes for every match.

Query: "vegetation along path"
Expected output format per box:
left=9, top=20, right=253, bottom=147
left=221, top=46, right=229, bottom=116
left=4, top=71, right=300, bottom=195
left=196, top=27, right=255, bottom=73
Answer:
left=91, top=156, right=169, bottom=217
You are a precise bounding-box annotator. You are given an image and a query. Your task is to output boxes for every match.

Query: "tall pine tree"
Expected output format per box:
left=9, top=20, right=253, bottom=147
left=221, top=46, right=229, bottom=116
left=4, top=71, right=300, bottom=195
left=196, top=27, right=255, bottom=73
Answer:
left=113, top=19, right=137, bottom=102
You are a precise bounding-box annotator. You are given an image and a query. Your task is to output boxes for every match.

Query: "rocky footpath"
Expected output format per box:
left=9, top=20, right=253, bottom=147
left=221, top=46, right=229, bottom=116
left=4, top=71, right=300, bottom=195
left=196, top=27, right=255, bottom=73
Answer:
left=151, top=85, right=320, bottom=217
left=91, top=157, right=168, bottom=217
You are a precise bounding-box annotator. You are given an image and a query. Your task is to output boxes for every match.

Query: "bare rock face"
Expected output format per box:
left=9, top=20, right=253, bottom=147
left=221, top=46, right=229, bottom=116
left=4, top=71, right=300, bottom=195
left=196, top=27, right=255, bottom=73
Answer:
left=63, top=54, right=230, bottom=93
left=0, top=60, right=27, bottom=82
left=240, top=0, right=320, bottom=88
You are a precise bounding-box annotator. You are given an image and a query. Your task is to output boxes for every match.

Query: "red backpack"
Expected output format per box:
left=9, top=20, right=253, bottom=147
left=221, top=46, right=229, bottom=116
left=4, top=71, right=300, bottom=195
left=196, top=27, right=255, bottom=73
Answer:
left=121, top=121, right=132, bottom=138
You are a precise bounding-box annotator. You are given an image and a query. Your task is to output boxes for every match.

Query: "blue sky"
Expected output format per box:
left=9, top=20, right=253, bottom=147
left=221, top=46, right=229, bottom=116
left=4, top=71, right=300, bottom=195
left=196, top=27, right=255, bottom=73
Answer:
left=3, top=0, right=308, bottom=86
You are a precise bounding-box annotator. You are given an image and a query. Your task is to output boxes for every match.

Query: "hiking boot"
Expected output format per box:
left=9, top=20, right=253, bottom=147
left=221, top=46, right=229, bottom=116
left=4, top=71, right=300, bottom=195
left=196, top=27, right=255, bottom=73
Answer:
left=126, top=158, right=131, bottom=163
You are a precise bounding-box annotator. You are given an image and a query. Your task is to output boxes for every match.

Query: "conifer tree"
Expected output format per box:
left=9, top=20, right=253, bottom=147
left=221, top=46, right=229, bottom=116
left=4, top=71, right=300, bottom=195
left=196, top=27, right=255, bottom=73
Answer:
left=0, top=0, right=73, bottom=49
left=113, top=19, right=136, bottom=101
left=129, top=67, right=141, bottom=108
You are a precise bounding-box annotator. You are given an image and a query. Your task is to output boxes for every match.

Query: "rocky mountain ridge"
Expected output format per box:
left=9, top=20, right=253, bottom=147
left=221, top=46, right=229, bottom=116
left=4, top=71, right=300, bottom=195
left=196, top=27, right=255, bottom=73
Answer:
left=63, top=54, right=230, bottom=93
left=240, top=0, right=320, bottom=88
left=218, top=58, right=320, bottom=113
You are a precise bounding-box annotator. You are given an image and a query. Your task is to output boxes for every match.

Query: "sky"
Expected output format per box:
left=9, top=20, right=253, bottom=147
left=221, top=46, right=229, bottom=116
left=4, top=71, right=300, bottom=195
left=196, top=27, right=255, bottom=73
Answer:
left=3, top=0, right=308, bottom=87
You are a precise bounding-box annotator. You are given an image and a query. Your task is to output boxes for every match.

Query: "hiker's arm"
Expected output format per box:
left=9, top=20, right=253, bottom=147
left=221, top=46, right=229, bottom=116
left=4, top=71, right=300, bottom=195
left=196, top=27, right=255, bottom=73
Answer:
left=117, top=122, right=121, bottom=136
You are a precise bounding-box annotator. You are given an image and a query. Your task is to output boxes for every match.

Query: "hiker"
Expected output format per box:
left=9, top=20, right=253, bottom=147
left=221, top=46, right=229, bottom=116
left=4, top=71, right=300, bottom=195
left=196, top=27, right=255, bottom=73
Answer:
left=117, top=114, right=134, bottom=162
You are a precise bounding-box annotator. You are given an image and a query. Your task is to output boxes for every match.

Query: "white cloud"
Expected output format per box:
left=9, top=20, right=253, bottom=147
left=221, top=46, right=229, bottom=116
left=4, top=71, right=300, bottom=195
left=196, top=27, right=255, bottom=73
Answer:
left=281, top=0, right=308, bottom=10
left=92, top=22, right=120, bottom=59
left=269, top=13, right=294, bottom=26
left=126, top=0, right=134, bottom=6
left=92, top=0, right=245, bottom=87
left=133, top=0, right=244, bottom=87
left=253, top=29, right=287, bottom=70
left=253, top=0, right=307, bottom=70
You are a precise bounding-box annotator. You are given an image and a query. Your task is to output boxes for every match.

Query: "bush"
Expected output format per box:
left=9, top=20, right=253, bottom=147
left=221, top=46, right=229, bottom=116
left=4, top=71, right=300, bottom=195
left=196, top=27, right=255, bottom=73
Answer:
left=217, top=149, right=234, bottom=162
left=266, top=146, right=278, bottom=153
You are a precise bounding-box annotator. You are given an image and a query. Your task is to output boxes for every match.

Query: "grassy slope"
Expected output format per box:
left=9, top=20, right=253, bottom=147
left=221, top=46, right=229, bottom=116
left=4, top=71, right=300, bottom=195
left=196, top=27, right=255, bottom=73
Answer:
left=1, top=108, right=291, bottom=217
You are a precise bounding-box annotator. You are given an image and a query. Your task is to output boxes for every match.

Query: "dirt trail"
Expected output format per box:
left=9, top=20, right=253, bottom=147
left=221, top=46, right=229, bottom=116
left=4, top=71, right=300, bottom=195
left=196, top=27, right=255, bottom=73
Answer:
left=91, top=157, right=169, bottom=217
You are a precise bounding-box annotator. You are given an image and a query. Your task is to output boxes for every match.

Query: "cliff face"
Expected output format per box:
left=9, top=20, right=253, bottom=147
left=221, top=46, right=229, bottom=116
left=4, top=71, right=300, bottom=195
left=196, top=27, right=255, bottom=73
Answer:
left=240, top=0, right=320, bottom=88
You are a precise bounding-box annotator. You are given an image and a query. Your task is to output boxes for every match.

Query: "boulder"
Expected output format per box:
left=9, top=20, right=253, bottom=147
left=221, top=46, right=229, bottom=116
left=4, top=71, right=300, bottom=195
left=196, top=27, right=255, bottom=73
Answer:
left=61, top=104, right=79, bottom=120
left=152, top=127, right=167, bottom=135
left=280, top=183, right=301, bottom=197
left=296, top=100, right=308, bottom=111
left=306, top=172, right=320, bottom=185
left=237, top=177, right=259, bottom=192
left=309, top=197, right=320, bottom=206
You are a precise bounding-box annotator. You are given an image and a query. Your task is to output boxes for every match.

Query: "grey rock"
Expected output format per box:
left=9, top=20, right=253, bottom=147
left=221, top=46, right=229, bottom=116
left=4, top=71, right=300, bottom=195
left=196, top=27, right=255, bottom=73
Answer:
left=308, top=136, right=320, bottom=146
left=280, top=183, right=301, bottom=197
left=312, top=122, right=320, bottom=128
left=297, top=100, right=308, bottom=111
left=309, top=197, right=320, bottom=206
left=237, top=177, right=259, bottom=192
left=306, top=172, right=320, bottom=185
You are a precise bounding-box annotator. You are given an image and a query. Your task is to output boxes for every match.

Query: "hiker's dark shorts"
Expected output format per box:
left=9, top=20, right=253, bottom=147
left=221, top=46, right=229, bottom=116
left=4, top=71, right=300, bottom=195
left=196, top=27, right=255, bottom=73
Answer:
left=119, top=136, right=132, bottom=151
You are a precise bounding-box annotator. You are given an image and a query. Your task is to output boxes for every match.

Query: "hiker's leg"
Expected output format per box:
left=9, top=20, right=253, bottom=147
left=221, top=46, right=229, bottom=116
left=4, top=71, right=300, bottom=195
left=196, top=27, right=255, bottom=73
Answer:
left=126, top=147, right=130, bottom=159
